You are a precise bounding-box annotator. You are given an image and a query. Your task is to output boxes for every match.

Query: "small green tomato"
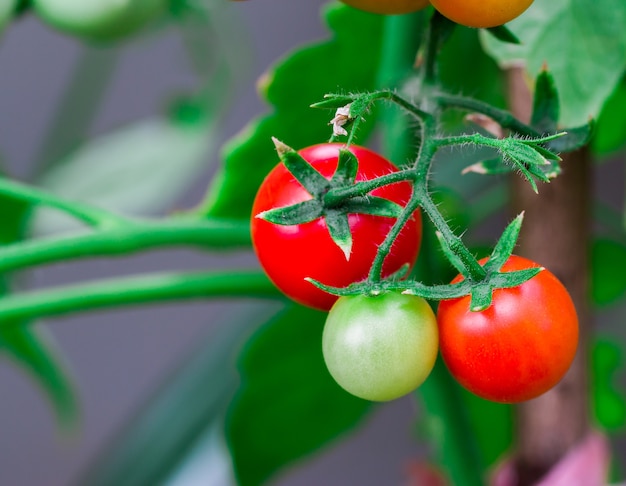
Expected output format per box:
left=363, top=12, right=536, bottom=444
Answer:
left=322, top=292, right=438, bottom=402
left=33, top=0, right=166, bottom=42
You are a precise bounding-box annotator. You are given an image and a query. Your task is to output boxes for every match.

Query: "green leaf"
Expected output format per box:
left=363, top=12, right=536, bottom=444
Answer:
left=480, top=0, right=626, bottom=127
left=200, top=3, right=385, bottom=219
left=531, top=68, right=560, bottom=134
left=591, top=238, right=626, bottom=307
left=547, top=120, right=595, bottom=153
left=593, top=76, right=626, bottom=156
left=592, top=338, right=626, bottom=431
left=256, top=199, right=323, bottom=226
left=485, top=25, right=520, bottom=45
left=31, top=118, right=217, bottom=235
left=226, top=305, right=371, bottom=486
left=80, top=306, right=262, bottom=486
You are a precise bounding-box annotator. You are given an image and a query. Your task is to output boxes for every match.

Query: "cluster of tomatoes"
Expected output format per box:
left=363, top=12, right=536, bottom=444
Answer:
left=2, top=0, right=166, bottom=41
left=251, top=145, right=579, bottom=404
left=340, top=0, right=534, bottom=29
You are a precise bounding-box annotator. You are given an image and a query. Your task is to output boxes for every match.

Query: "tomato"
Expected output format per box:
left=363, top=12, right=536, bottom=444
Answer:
left=251, top=143, right=422, bottom=311
left=339, top=0, right=430, bottom=15
left=33, top=0, right=166, bottom=41
left=437, top=255, right=579, bottom=403
left=323, top=292, right=438, bottom=401
left=429, top=0, right=534, bottom=28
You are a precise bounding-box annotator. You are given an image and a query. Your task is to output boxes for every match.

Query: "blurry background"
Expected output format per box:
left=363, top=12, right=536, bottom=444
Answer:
left=0, top=1, right=429, bottom=485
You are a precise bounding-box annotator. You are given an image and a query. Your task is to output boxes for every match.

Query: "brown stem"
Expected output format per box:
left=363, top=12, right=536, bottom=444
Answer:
left=507, top=66, right=591, bottom=485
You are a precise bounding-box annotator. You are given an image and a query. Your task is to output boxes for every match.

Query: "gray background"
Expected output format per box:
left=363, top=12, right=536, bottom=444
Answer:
left=0, top=1, right=426, bottom=485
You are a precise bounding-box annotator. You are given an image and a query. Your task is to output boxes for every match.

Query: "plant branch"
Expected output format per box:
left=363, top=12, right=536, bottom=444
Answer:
left=0, top=270, right=281, bottom=324
left=0, top=218, right=251, bottom=274
left=0, top=177, right=129, bottom=228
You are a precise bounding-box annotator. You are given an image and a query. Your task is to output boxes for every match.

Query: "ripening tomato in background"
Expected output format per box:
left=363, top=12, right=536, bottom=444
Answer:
left=251, top=143, right=422, bottom=311
left=339, top=0, right=430, bottom=15
left=437, top=255, right=579, bottom=403
left=322, top=292, right=438, bottom=401
left=33, top=0, right=166, bottom=41
left=429, top=0, right=534, bottom=28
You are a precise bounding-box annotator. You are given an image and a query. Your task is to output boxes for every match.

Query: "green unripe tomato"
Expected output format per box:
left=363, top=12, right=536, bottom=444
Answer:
left=322, top=292, right=438, bottom=402
left=33, top=0, right=166, bottom=42
left=0, top=0, right=19, bottom=35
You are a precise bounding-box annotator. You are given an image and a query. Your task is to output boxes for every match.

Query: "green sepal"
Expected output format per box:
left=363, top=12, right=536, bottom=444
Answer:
left=339, top=196, right=403, bottom=218
left=348, top=96, right=372, bottom=119
left=279, top=147, right=331, bottom=198
left=256, top=200, right=324, bottom=226
left=469, top=283, right=493, bottom=312
left=485, top=25, right=520, bottom=45
left=331, top=149, right=358, bottom=186
left=483, top=213, right=524, bottom=273
left=305, top=277, right=472, bottom=301
left=547, top=120, right=595, bottom=153
left=310, top=94, right=358, bottom=110
left=489, top=267, right=543, bottom=289
left=324, top=210, right=352, bottom=260
left=531, top=69, right=560, bottom=134
left=469, top=268, right=542, bottom=311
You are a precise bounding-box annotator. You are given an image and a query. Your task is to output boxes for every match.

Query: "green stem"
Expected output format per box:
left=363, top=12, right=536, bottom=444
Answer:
left=0, top=218, right=251, bottom=274
left=369, top=194, right=421, bottom=282
left=0, top=270, right=280, bottom=324
left=324, top=169, right=415, bottom=205
left=418, top=189, right=486, bottom=281
left=435, top=94, right=539, bottom=137
left=0, top=177, right=127, bottom=228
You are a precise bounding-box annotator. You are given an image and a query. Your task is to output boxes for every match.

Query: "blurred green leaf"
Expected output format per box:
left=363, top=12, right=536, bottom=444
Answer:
left=0, top=195, right=78, bottom=426
left=0, top=325, right=78, bottom=427
left=0, top=0, right=17, bottom=33
left=200, top=3, right=385, bottom=220
left=80, top=305, right=267, bottom=486
left=591, top=238, right=626, bottom=307
left=439, top=26, right=506, bottom=109
left=592, top=338, right=626, bottom=431
left=31, top=118, right=216, bottom=235
left=593, top=76, right=626, bottom=156
left=34, top=46, right=119, bottom=175
left=480, top=0, right=626, bottom=127
left=226, top=304, right=371, bottom=486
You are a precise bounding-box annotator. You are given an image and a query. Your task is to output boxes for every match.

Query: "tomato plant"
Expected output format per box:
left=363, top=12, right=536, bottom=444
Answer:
left=429, top=0, right=534, bottom=28
left=322, top=292, right=438, bottom=401
left=437, top=255, right=579, bottom=403
left=251, top=143, right=422, bottom=311
left=33, top=0, right=166, bottom=41
left=339, top=0, right=430, bottom=15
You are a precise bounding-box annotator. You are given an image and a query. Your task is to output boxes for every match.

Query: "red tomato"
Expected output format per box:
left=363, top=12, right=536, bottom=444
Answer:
left=437, top=255, right=579, bottom=403
left=251, top=143, right=422, bottom=311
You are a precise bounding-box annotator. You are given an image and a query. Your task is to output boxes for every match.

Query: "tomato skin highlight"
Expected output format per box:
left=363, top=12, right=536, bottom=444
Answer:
left=429, top=0, right=534, bottom=28
left=323, top=293, right=439, bottom=402
left=340, top=0, right=430, bottom=15
left=437, top=255, right=579, bottom=403
left=251, top=144, right=422, bottom=311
